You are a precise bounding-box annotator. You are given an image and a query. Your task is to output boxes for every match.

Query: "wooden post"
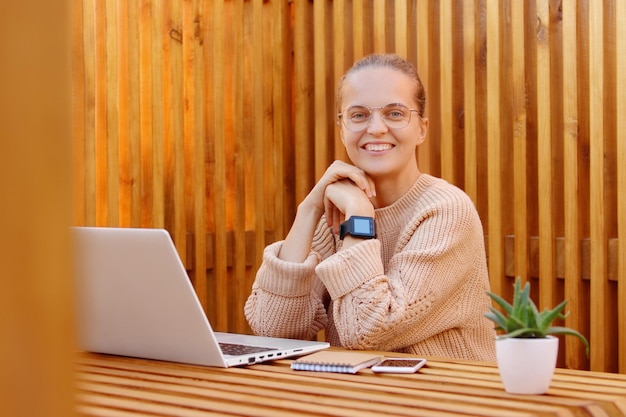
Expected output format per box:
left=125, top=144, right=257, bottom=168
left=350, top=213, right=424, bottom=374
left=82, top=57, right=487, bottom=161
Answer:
left=0, top=1, right=75, bottom=416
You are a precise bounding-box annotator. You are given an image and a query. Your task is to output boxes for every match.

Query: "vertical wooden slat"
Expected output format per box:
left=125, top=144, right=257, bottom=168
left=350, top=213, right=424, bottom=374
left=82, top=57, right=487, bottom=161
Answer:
left=167, top=0, right=187, bottom=265
left=272, top=0, right=290, bottom=244
left=416, top=0, right=432, bottom=174
left=333, top=0, right=348, bottom=162
left=511, top=0, right=528, bottom=283
left=562, top=0, right=585, bottom=369
left=314, top=0, right=329, bottom=178
left=588, top=0, right=608, bottom=372
left=161, top=0, right=176, bottom=239
left=233, top=0, right=246, bottom=332
left=394, top=0, right=408, bottom=57
left=353, top=1, right=365, bottom=60
left=212, top=0, right=227, bottom=328
left=617, top=0, right=626, bottom=374
left=253, top=0, right=266, bottom=282
left=1, top=1, right=75, bottom=414
left=95, top=0, right=108, bottom=226
left=106, top=0, right=120, bottom=227
left=83, top=0, right=97, bottom=227
left=140, top=0, right=153, bottom=227
left=462, top=0, right=478, bottom=203
left=536, top=0, right=556, bottom=309
left=118, top=0, right=131, bottom=227
left=128, top=1, right=141, bottom=227
left=439, top=0, right=453, bottom=183
left=151, top=0, right=165, bottom=228
left=73, top=0, right=87, bottom=226
left=294, top=0, right=314, bottom=202
left=373, top=0, right=385, bottom=52
left=486, top=0, right=503, bottom=295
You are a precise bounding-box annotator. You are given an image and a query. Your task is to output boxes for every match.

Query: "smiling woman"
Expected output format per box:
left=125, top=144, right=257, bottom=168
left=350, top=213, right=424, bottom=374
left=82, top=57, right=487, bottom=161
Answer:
left=244, top=54, right=496, bottom=362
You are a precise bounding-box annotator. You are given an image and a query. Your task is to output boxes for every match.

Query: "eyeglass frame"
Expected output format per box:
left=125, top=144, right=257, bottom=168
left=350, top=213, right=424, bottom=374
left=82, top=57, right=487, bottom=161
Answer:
left=336, top=102, right=421, bottom=132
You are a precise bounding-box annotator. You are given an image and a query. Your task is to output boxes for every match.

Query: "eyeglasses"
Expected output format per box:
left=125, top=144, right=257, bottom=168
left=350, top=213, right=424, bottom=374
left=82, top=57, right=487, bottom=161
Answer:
left=337, top=103, right=420, bottom=132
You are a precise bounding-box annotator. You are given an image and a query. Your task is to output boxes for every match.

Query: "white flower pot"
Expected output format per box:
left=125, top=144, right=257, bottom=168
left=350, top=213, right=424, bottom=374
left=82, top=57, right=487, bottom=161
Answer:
left=495, top=336, right=559, bottom=394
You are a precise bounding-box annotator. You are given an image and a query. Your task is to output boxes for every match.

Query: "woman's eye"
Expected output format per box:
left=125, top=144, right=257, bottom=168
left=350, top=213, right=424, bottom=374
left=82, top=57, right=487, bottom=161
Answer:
left=350, top=112, right=369, bottom=121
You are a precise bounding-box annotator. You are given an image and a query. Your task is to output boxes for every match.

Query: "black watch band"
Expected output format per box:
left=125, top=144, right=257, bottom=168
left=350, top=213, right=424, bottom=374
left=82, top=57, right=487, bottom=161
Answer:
left=339, top=216, right=376, bottom=240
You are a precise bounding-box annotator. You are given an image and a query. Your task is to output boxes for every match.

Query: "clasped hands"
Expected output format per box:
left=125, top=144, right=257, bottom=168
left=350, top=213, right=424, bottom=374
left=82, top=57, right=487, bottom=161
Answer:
left=308, top=161, right=376, bottom=235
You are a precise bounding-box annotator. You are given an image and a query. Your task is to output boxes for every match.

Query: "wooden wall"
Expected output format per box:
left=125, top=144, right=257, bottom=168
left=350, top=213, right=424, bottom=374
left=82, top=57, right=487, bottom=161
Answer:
left=73, top=0, right=626, bottom=373
left=1, top=1, right=76, bottom=416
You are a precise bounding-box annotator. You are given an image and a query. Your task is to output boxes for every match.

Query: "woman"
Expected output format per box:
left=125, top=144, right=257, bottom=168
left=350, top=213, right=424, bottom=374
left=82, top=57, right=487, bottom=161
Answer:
left=245, top=53, right=496, bottom=361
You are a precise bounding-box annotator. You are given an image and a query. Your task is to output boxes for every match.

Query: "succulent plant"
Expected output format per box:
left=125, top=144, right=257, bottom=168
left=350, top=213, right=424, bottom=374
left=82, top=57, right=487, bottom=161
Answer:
left=484, top=277, right=589, bottom=357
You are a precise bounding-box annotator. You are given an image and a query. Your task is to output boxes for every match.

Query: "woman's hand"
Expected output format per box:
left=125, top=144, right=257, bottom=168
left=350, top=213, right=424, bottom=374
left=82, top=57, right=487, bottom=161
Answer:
left=278, top=161, right=375, bottom=262
left=303, top=160, right=376, bottom=217
left=324, top=179, right=375, bottom=234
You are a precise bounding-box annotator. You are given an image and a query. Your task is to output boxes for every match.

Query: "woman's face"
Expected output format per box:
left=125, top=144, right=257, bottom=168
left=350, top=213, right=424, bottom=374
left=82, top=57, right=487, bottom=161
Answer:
left=339, top=67, right=428, bottom=181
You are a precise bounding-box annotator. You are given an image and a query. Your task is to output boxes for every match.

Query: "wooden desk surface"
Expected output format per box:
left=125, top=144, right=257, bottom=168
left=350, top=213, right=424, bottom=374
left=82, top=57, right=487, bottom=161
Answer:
left=77, top=350, right=626, bottom=417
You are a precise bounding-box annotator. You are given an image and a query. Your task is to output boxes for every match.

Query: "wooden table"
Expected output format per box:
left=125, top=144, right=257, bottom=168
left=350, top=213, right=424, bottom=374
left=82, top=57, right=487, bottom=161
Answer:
left=77, top=350, right=626, bottom=416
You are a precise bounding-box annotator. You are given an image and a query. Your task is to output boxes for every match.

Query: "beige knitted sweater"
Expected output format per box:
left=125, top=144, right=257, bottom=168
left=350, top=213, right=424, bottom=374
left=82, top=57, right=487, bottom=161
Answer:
left=245, top=174, right=496, bottom=361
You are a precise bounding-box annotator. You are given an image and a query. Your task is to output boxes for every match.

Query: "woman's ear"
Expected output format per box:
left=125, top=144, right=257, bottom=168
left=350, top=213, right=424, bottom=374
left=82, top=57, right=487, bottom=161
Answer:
left=416, top=117, right=429, bottom=145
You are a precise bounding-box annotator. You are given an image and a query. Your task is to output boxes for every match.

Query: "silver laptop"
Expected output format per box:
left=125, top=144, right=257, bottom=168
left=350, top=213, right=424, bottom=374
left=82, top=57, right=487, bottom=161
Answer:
left=72, top=226, right=329, bottom=367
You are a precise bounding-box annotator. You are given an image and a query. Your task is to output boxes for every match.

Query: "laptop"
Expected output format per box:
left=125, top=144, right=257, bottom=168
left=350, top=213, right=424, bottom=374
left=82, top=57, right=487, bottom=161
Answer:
left=72, top=226, right=329, bottom=367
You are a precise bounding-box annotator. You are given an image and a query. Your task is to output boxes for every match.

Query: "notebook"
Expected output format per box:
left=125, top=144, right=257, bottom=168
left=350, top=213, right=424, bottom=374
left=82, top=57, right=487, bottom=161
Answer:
left=291, top=350, right=382, bottom=374
left=72, top=226, right=329, bottom=367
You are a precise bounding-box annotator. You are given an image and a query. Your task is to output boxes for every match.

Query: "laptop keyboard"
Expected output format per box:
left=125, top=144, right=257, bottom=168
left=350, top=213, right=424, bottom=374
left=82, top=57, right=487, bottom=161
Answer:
left=219, top=342, right=278, bottom=356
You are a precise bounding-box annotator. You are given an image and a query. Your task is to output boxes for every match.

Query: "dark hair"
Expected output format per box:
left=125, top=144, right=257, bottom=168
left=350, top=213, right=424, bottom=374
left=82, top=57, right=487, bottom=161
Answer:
left=337, top=54, right=426, bottom=117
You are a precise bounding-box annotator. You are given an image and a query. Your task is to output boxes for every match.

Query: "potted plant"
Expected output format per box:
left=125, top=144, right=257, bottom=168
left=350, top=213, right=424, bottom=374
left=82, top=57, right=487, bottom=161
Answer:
left=484, top=277, right=589, bottom=395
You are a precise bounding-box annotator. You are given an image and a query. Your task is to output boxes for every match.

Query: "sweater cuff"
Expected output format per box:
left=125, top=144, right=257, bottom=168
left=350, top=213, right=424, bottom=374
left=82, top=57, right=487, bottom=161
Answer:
left=315, top=239, right=384, bottom=298
left=254, top=241, right=322, bottom=296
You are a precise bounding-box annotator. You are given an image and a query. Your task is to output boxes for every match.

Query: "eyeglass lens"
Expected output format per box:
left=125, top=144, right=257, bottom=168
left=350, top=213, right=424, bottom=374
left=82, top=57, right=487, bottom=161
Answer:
left=341, top=103, right=414, bottom=132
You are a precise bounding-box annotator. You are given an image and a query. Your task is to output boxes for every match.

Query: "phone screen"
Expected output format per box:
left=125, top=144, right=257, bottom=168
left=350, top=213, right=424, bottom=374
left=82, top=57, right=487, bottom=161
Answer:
left=377, top=359, right=424, bottom=367
left=371, top=357, right=427, bottom=373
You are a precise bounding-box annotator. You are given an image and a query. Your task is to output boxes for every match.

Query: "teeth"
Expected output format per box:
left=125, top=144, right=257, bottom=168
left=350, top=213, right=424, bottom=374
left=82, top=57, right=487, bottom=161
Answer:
left=365, top=143, right=393, bottom=151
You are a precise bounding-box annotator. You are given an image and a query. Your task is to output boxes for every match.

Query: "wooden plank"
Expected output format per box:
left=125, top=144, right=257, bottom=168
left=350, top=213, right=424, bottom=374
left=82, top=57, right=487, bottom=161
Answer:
left=415, top=0, right=432, bottom=174
left=462, top=0, right=478, bottom=203
left=117, top=0, right=131, bottom=227
left=151, top=0, right=165, bottom=229
left=373, top=0, right=385, bottom=52
left=486, top=0, right=504, bottom=295
left=394, top=0, right=408, bottom=57
left=313, top=0, right=329, bottom=178
left=94, top=0, right=109, bottom=226
left=232, top=0, right=246, bottom=332
left=160, top=0, right=173, bottom=235
left=106, top=0, right=120, bottom=227
left=169, top=0, right=187, bottom=267
left=0, top=2, right=76, bottom=414
left=536, top=0, right=556, bottom=310
left=332, top=0, right=348, bottom=162
left=510, top=0, right=528, bottom=283
left=293, top=0, right=314, bottom=202
left=439, top=0, right=453, bottom=183
left=139, top=0, right=154, bottom=227
left=617, top=0, right=626, bottom=375
left=353, top=0, right=365, bottom=60
left=272, top=0, right=290, bottom=240
left=212, top=0, right=227, bottom=328
left=561, top=0, right=586, bottom=370
left=72, top=0, right=86, bottom=226
left=588, top=0, right=608, bottom=372
left=127, top=1, right=141, bottom=227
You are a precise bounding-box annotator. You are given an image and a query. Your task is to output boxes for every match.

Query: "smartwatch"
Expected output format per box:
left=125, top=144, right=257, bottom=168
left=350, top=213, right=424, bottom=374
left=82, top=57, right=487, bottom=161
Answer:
left=339, top=216, right=376, bottom=240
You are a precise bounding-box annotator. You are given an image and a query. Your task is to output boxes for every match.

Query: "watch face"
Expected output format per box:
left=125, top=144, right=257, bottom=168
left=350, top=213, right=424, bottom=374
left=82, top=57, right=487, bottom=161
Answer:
left=353, top=217, right=373, bottom=234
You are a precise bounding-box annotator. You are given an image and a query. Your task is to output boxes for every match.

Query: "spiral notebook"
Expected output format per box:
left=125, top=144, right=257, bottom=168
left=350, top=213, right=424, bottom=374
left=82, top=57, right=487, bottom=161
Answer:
left=291, top=350, right=382, bottom=374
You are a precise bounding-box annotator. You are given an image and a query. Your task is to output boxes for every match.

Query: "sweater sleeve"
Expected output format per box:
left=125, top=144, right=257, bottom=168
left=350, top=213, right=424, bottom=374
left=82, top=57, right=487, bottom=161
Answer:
left=315, top=189, right=493, bottom=354
left=244, top=241, right=329, bottom=340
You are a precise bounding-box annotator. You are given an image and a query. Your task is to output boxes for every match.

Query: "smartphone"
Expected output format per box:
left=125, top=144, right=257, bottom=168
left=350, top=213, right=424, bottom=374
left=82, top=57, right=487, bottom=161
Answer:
left=371, top=358, right=427, bottom=373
